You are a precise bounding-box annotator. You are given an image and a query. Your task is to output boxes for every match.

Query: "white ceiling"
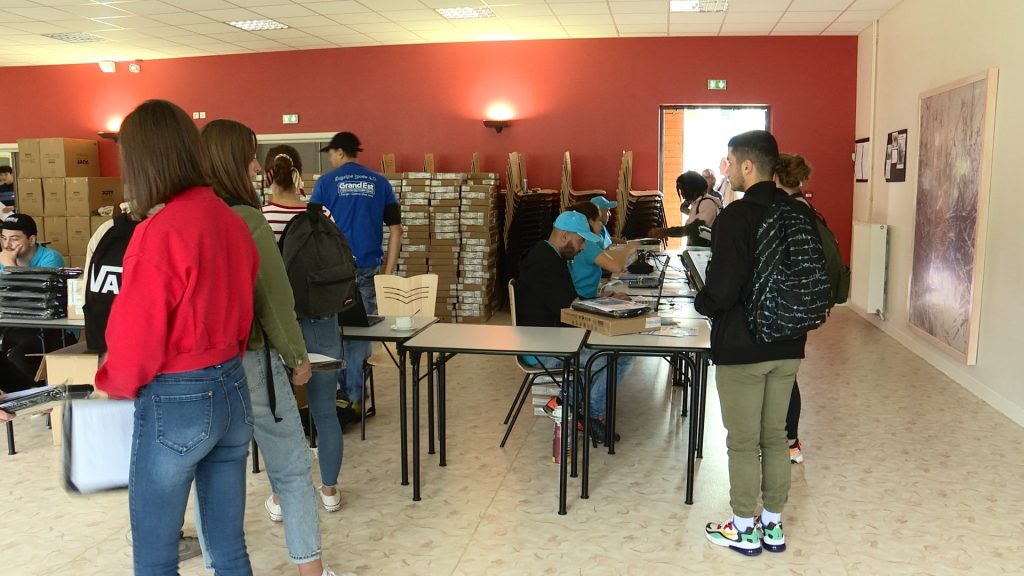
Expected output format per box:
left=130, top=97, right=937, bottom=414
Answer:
left=0, top=0, right=901, bottom=67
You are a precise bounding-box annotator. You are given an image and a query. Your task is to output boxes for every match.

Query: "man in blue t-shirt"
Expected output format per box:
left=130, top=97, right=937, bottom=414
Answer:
left=0, top=166, right=16, bottom=215
left=311, top=132, right=402, bottom=412
left=1, top=213, right=64, bottom=271
left=1, top=213, right=67, bottom=392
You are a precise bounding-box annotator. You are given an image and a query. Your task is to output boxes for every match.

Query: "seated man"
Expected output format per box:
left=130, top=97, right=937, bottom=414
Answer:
left=1, top=214, right=67, bottom=392
left=515, top=211, right=634, bottom=442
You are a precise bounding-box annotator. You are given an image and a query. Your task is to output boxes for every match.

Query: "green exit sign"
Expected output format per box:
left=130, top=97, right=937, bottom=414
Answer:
left=282, top=113, right=299, bottom=124
left=708, top=79, right=727, bottom=90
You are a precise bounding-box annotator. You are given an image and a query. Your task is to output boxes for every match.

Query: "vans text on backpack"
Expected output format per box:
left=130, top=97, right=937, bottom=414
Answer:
left=278, top=202, right=358, bottom=319
left=744, top=191, right=832, bottom=343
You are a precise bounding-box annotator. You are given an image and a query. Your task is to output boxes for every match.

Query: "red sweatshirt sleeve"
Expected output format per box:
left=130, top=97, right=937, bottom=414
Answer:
left=94, top=255, right=180, bottom=399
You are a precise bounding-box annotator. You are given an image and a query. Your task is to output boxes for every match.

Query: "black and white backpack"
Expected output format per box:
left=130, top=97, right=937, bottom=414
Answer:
left=83, top=213, right=139, bottom=353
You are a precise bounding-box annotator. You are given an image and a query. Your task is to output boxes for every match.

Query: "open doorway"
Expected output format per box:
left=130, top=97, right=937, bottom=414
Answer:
left=659, top=105, right=769, bottom=247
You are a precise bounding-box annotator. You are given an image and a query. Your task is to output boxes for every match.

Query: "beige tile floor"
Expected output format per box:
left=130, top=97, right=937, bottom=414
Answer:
left=2, top=307, right=1023, bottom=575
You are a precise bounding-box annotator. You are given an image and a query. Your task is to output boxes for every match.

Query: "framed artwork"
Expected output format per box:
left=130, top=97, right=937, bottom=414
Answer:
left=884, top=129, right=908, bottom=183
left=907, top=69, right=998, bottom=365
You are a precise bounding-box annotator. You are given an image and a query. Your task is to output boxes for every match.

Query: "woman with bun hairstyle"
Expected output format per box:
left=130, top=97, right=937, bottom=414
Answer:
left=94, top=100, right=258, bottom=575
left=260, top=144, right=347, bottom=518
left=200, top=120, right=346, bottom=576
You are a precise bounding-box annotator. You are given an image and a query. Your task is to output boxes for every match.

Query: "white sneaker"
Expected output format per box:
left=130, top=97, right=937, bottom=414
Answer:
left=323, top=568, right=358, bottom=576
left=265, top=495, right=283, bottom=522
left=319, top=486, right=342, bottom=512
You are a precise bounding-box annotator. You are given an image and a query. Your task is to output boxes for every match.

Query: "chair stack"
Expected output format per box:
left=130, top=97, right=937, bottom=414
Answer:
left=614, top=150, right=634, bottom=235
left=560, top=151, right=606, bottom=210
left=0, top=267, right=72, bottom=319
left=457, top=172, right=501, bottom=323
left=619, top=190, right=667, bottom=240
left=502, top=153, right=560, bottom=287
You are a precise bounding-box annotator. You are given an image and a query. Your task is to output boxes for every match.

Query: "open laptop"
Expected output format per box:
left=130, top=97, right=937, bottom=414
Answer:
left=627, top=254, right=670, bottom=310
left=338, top=291, right=385, bottom=327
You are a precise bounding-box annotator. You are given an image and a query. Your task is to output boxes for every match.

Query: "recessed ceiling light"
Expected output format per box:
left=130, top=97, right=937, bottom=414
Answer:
left=436, top=7, right=496, bottom=20
left=670, top=0, right=729, bottom=13
left=43, top=32, right=105, bottom=43
left=226, top=19, right=289, bottom=32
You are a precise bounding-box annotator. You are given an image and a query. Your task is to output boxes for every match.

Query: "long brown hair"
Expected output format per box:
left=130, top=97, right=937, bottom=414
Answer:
left=200, top=119, right=258, bottom=206
left=118, top=99, right=208, bottom=216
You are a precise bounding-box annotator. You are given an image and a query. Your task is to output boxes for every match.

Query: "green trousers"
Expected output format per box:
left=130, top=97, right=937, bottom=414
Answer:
left=715, top=359, right=800, bottom=518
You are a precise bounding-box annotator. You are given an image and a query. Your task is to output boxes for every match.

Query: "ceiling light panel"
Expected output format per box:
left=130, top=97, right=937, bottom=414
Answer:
left=436, top=7, right=495, bottom=20
left=226, top=19, right=289, bottom=31
left=43, top=31, right=106, bottom=43
left=670, top=0, right=729, bottom=12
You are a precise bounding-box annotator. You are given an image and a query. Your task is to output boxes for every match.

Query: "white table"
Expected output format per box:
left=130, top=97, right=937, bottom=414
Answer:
left=581, top=318, right=711, bottom=505
left=340, top=316, right=437, bottom=486
left=402, top=323, right=587, bottom=514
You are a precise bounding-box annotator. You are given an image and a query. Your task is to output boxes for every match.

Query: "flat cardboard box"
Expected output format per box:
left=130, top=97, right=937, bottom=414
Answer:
left=42, top=216, right=68, bottom=254
left=42, top=177, right=66, bottom=216
left=65, top=177, right=123, bottom=216
left=39, top=138, right=100, bottom=178
left=66, top=216, right=91, bottom=255
left=560, top=308, right=652, bottom=336
left=15, top=178, right=44, bottom=216
left=17, top=139, right=42, bottom=178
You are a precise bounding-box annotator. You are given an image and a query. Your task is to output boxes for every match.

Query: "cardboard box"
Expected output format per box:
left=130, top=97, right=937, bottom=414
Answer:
left=17, top=139, right=42, bottom=178
left=65, top=177, right=123, bottom=216
left=39, top=138, right=100, bottom=178
left=559, top=308, right=653, bottom=336
left=34, top=340, right=103, bottom=445
left=42, top=216, right=68, bottom=254
left=66, top=216, right=91, bottom=255
left=69, top=255, right=85, bottom=269
left=15, top=178, right=44, bottom=216
left=90, top=215, right=113, bottom=235
left=42, top=177, right=66, bottom=216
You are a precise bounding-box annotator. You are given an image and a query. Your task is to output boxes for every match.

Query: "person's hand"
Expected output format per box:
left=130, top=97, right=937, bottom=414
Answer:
left=647, top=228, right=669, bottom=239
left=0, top=248, right=17, bottom=267
left=0, top=410, right=14, bottom=422
left=290, top=359, right=312, bottom=386
left=601, top=290, right=631, bottom=300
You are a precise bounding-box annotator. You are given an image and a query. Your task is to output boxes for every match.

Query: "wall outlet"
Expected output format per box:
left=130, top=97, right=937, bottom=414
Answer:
left=282, top=113, right=299, bottom=124
left=192, top=112, right=199, bottom=119
left=199, top=111, right=206, bottom=119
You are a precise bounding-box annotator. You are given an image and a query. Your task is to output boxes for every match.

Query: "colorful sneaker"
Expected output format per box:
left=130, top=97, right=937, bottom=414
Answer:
left=758, top=517, right=786, bottom=552
left=705, top=518, right=762, bottom=555
left=265, top=495, right=283, bottom=522
left=542, top=396, right=562, bottom=420
left=789, top=440, right=804, bottom=464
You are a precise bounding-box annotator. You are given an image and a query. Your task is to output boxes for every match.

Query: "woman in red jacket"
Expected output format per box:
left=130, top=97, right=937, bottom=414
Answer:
left=94, top=99, right=259, bottom=576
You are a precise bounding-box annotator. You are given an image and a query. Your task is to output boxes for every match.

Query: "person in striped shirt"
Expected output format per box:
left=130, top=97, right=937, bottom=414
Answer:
left=260, top=145, right=332, bottom=239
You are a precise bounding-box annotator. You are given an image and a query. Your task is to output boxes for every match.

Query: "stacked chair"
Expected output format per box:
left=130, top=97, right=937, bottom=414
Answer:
left=502, top=152, right=560, bottom=286
left=0, top=267, right=73, bottom=320
left=560, top=151, right=606, bottom=210
left=615, top=150, right=666, bottom=239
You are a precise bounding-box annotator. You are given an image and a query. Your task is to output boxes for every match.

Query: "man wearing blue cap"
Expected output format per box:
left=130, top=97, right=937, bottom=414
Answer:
left=514, top=210, right=631, bottom=442
left=590, top=196, right=619, bottom=249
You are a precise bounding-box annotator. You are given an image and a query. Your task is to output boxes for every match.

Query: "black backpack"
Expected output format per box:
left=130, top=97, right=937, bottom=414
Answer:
left=278, top=202, right=358, bottom=319
left=744, top=191, right=831, bottom=343
left=83, top=214, right=139, bottom=353
left=794, top=195, right=852, bottom=309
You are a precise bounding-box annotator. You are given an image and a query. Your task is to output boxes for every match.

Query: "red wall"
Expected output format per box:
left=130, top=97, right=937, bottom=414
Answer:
left=0, top=36, right=857, bottom=256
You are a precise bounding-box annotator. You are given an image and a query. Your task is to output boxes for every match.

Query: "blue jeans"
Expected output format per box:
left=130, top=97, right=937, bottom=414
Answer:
left=129, top=356, right=253, bottom=576
left=338, top=266, right=377, bottom=403
left=197, top=350, right=322, bottom=566
left=300, top=316, right=345, bottom=488
left=525, top=349, right=634, bottom=420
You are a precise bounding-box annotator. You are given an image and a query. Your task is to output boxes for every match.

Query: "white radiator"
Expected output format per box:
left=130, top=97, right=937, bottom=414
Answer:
left=851, top=221, right=888, bottom=317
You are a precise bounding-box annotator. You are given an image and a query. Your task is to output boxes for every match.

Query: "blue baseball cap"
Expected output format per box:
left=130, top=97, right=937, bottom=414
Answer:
left=553, top=211, right=601, bottom=243
left=590, top=196, right=618, bottom=209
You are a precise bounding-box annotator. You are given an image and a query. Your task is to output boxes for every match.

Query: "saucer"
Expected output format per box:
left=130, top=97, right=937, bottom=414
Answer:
left=391, top=323, right=415, bottom=331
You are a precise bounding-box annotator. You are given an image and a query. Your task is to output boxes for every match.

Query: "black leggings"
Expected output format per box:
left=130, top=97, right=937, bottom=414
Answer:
left=785, top=378, right=801, bottom=442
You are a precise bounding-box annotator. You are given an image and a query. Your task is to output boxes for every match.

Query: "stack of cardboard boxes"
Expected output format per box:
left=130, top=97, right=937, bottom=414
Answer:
left=457, top=173, right=501, bottom=323
left=428, top=173, right=464, bottom=323
left=15, top=138, right=122, bottom=268
left=396, top=172, right=431, bottom=280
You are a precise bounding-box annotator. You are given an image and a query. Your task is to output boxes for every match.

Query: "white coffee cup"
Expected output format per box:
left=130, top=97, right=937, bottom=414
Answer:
left=395, top=316, right=414, bottom=330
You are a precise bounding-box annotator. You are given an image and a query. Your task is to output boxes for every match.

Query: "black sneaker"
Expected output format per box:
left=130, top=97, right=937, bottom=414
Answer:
left=588, top=417, right=621, bottom=444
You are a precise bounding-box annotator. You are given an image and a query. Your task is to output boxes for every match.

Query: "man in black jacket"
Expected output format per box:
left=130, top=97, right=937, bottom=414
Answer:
left=695, top=130, right=801, bottom=556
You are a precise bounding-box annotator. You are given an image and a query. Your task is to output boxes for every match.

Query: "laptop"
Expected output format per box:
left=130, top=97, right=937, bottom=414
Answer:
left=628, top=254, right=671, bottom=310
left=571, top=297, right=650, bottom=318
left=682, top=248, right=711, bottom=291
left=338, top=291, right=385, bottom=327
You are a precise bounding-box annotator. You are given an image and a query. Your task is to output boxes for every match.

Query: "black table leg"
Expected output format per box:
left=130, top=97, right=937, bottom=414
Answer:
left=438, top=354, right=447, bottom=467
left=6, top=421, right=15, bottom=456
left=427, top=352, right=435, bottom=455
left=606, top=352, right=619, bottom=455
left=398, top=346, right=409, bottom=486
left=685, top=355, right=700, bottom=505
left=251, top=437, right=260, bottom=473
left=411, top=350, right=423, bottom=502
left=558, top=358, right=571, bottom=515
left=696, top=354, right=708, bottom=458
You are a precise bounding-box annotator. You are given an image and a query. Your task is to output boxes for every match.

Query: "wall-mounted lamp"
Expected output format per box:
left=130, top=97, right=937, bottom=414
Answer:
left=128, top=61, right=141, bottom=74
left=483, top=120, right=510, bottom=133
left=97, top=131, right=119, bottom=142
left=98, top=60, right=116, bottom=73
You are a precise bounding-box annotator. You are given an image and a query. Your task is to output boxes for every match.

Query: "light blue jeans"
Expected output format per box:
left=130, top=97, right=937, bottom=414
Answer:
left=338, top=266, right=377, bottom=403
left=300, top=316, right=345, bottom=488
left=130, top=356, right=253, bottom=576
left=524, top=349, right=634, bottom=420
left=196, top=350, right=322, bottom=566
